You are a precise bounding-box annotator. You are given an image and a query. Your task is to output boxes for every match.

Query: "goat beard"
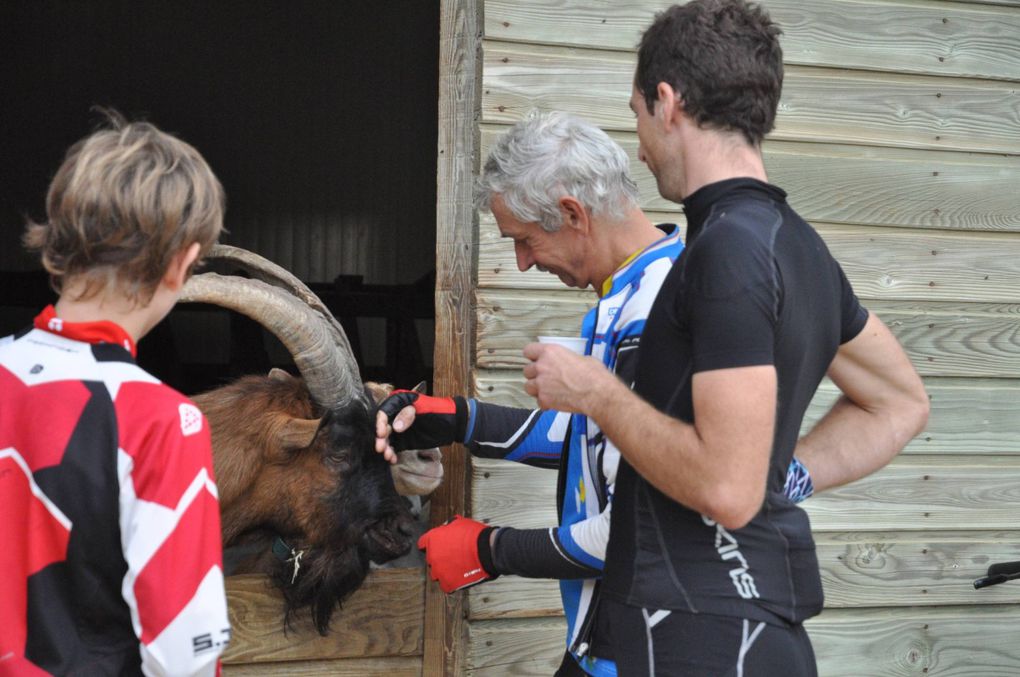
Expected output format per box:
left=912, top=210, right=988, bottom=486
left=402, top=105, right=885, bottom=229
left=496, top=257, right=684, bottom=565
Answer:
left=269, top=538, right=372, bottom=636
left=267, top=489, right=413, bottom=636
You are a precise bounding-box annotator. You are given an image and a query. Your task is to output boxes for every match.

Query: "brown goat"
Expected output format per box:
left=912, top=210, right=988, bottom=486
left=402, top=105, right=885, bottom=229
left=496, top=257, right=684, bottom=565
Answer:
left=195, top=371, right=416, bottom=633
left=180, top=245, right=444, bottom=634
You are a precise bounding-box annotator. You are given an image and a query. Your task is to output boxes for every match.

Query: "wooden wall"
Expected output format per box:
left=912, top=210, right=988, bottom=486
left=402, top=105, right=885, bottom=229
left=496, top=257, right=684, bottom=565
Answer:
left=461, top=0, right=1020, bottom=674
left=221, top=570, right=424, bottom=675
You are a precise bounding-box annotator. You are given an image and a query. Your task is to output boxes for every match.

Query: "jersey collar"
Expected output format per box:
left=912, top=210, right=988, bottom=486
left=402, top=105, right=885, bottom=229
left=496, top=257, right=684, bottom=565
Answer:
left=34, top=305, right=137, bottom=358
left=599, top=223, right=682, bottom=297
left=600, top=249, right=643, bottom=298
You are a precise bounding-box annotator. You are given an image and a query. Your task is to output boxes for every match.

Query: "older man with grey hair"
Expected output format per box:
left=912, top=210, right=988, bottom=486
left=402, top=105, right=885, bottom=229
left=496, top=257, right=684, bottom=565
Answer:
left=376, top=111, right=812, bottom=676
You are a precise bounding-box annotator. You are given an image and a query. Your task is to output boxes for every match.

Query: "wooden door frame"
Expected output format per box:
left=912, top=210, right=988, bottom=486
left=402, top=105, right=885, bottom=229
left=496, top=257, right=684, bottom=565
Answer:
left=429, top=0, right=482, bottom=674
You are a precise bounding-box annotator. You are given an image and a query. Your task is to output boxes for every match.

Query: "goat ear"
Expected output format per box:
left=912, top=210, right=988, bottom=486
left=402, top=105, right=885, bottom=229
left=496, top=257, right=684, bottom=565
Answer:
left=277, top=417, right=321, bottom=451
left=268, top=368, right=294, bottom=383
left=364, top=381, right=393, bottom=404
left=412, top=380, right=428, bottom=394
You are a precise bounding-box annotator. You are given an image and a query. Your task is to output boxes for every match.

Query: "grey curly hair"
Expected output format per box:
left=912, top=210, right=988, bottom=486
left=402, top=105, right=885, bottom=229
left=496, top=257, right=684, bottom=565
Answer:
left=474, top=111, right=640, bottom=232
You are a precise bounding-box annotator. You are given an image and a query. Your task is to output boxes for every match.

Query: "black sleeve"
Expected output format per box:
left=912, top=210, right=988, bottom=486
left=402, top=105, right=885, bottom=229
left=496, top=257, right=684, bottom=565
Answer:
left=686, top=223, right=779, bottom=373
left=489, top=527, right=601, bottom=579
left=837, top=264, right=869, bottom=344
left=465, top=400, right=559, bottom=468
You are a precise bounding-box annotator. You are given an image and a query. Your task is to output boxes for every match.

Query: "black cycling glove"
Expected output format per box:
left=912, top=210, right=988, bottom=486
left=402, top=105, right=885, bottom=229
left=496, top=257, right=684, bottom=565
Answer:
left=377, top=390, right=469, bottom=451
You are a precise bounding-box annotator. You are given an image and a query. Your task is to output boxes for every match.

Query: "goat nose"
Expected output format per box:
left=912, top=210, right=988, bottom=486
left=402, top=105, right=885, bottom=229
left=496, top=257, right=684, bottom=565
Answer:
left=418, top=447, right=441, bottom=462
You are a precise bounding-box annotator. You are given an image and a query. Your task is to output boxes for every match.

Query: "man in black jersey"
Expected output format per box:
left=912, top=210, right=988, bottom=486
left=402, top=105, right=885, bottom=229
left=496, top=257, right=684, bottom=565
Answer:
left=523, top=1, right=930, bottom=674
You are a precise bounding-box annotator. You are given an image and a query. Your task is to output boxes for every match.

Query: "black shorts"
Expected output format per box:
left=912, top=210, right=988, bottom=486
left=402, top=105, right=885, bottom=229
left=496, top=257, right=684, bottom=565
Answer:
left=601, top=598, right=817, bottom=677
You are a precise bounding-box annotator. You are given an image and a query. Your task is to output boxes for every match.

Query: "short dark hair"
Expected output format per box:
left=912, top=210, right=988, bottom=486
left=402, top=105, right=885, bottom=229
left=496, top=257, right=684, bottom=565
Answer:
left=635, top=0, right=783, bottom=146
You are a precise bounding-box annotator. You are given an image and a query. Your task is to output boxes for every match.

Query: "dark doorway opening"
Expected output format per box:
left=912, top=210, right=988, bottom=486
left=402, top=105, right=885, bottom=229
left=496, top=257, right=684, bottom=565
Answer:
left=0, top=1, right=439, bottom=394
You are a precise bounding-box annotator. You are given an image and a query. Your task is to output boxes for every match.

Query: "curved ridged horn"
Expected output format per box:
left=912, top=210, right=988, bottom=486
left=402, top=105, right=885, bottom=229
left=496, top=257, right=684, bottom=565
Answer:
left=202, top=245, right=333, bottom=320
left=180, top=271, right=363, bottom=412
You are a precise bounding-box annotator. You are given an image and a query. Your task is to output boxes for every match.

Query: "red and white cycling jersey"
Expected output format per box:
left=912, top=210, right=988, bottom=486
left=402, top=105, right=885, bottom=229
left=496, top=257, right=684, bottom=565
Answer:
left=0, top=307, right=229, bottom=676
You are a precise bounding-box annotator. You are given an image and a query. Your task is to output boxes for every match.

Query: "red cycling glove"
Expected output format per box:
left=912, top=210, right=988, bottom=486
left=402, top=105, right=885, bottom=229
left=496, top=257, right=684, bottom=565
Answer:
left=378, top=390, right=469, bottom=452
left=417, top=515, right=499, bottom=593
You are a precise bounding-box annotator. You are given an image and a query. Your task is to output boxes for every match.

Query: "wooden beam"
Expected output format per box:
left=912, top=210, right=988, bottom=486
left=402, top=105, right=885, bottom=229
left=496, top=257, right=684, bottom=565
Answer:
left=482, top=41, right=1020, bottom=155
left=432, top=0, right=482, bottom=674
left=473, top=455, right=1020, bottom=532
left=224, top=657, right=421, bottom=676
left=484, top=0, right=1020, bottom=81
left=480, top=218, right=1020, bottom=304
left=473, top=290, right=1020, bottom=378
left=222, top=569, right=423, bottom=664
left=479, top=125, right=1020, bottom=233
left=476, top=372, right=1020, bottom=457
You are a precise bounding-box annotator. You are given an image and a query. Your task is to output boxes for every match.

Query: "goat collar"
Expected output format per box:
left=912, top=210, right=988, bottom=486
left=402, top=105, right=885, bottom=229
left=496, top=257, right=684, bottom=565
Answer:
left=272, top=536, right=306, bottom=585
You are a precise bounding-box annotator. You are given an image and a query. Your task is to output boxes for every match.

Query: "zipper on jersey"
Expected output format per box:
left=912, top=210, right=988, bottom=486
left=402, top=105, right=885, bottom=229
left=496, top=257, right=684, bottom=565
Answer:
left=556, top=418, right=573, bottom=518
left=587, top=433, right=606, bottom=508
left=569, top=579, right=602, bottom=658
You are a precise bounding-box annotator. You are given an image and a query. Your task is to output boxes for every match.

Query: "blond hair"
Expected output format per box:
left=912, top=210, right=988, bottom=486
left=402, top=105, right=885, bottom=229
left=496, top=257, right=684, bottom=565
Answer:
left=24, top=113, right=224, bottom=303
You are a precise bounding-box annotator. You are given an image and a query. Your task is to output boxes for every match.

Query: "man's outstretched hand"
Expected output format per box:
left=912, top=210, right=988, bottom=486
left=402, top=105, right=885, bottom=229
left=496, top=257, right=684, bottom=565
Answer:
left=374, top=390, right=467, bottom=463
left=418, top=515, right=498, bottom=593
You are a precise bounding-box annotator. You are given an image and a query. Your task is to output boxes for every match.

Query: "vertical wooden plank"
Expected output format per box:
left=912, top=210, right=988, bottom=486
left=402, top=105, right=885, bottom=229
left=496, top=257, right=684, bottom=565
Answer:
left=430, top=0, right=482, bottom=675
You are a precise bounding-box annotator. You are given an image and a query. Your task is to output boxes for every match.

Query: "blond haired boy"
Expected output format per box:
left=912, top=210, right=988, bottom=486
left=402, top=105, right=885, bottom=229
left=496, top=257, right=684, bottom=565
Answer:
left=0, top=116, right=230, bottom=676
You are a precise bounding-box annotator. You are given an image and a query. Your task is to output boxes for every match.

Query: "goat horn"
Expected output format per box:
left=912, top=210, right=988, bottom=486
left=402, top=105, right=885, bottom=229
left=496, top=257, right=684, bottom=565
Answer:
left=181, top=272, right=363, bottom=411
left=201, top=245, right=333, bottom=321
left=199, top=245, right=359, bottom=386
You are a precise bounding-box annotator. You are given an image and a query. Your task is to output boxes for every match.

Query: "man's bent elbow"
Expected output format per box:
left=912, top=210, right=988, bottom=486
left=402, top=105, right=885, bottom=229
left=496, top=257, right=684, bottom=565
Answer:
left=906, top=389, right=931, bottom=439
left=897, top=376, right=931, bottom=439
left=703, top=488, right=763, bottom=531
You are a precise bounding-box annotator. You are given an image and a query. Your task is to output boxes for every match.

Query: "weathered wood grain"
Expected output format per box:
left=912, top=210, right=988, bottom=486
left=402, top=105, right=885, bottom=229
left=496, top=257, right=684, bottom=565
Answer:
left=224, top=657, right=421, bottom=676
left=478, top=125, right=1020, bottom=233
left=952, top=0, right=1020, bottom=7
left=877, top=301, right=1020, bottom=378
left=467, top=606, right=1020, bottom=676
left=477, top=372, right=1020, bottom=456
left=222, top=569, right=423, bottom=664
left=807, top=606, right=1020, bottom=676
left=820, top=225, right=1020, bottom=304
left=474, top=288, right=592, bottom=357
left=482, top=42, right=1020, bottom=154
left=803, top=455, right=1020, bottom=531
left=810, top=378, right=1020, bottom=456
left=475, top=371, right=1020, bottom=457
left=472, top=455, right=1020, bottom=532
left=468, top=531, right=1020, bottom=619
left=485, top=0, right=1020, bottom=81
left=433, top=0, right=483, bottom=674
left=466, top=617, right=565, bottom=675
left=480, top=215, right=1020, bottom=303
left=474, top=290, right=1020, bottom=378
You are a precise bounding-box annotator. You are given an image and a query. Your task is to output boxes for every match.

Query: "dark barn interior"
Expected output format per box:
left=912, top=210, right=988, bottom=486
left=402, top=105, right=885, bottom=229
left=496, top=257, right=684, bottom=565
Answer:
left=0, top=1, right=440, bottom=395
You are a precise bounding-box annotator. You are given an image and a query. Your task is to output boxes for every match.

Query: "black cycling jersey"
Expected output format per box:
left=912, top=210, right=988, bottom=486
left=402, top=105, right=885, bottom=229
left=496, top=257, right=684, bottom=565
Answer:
left=603, top=178, right=868, bottom=625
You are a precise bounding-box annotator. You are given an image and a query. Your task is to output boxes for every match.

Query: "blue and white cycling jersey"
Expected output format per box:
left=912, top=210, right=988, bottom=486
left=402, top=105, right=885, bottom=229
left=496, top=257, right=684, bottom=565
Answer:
left=460, top=224, right=684, bottom=676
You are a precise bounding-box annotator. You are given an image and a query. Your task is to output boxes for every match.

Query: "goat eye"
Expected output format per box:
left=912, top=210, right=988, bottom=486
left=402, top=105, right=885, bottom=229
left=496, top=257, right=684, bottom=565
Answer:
left=326, top=450, right=352, bottom=471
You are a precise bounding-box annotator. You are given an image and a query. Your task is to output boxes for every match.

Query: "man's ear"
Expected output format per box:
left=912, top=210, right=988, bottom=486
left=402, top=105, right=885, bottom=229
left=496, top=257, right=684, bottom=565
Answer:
left=558, top=196, right=591, bottom=234
left=656, top=82, right=683, bottom=128
left=164, top=242, right=202, bottom=291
